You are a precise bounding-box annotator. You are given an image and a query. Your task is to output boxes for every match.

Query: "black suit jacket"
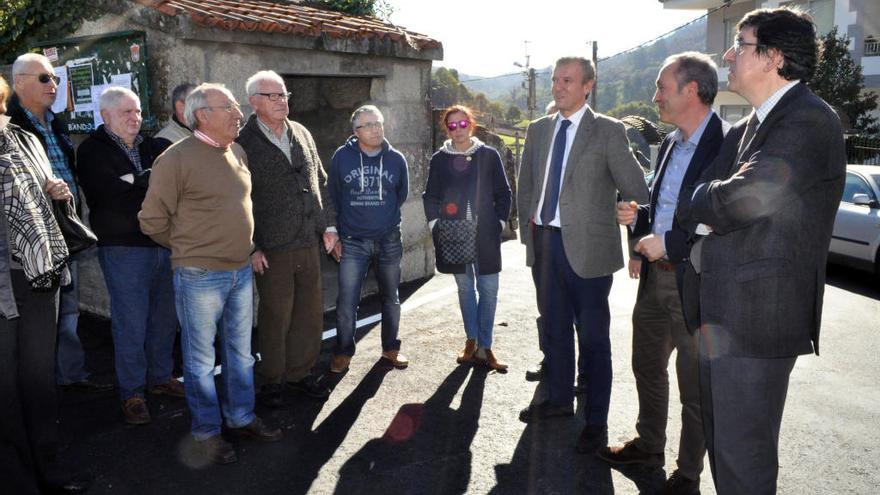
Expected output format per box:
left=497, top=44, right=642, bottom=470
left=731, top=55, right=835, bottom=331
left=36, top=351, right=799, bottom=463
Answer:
left=677, top=83, right=845, bottom=358
left=631, top=112, right=725, bottom=327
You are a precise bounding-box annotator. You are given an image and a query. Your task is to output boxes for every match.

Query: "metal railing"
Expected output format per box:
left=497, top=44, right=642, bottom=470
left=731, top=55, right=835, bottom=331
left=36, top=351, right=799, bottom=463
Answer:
left=846, top=134, right=880, bottom=165
left=865, top=39, right=880, bottom=57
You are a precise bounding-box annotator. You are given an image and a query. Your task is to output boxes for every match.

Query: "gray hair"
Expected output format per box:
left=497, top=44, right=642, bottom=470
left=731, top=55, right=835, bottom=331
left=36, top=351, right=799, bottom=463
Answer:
left=245, top=70, right=286, bottom=97
left=663, top=52, right=719, bottom=105
left=555, top=56, right=596, bottom=83
left=184, top=83, right=235, bottom=130
left=11, top=53, right=52, bottom=88
left=350, top=104, right=383, bottom=132
left=99, top=86, right=139, bottom=113
left=171, top=82, right=196, bottom=106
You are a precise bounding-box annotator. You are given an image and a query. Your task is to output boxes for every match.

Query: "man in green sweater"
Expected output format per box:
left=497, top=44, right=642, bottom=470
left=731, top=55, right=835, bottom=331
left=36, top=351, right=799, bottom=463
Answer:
left=139, top=83, right=281, bottom=465
left=236, top=70, right=337, bottom=407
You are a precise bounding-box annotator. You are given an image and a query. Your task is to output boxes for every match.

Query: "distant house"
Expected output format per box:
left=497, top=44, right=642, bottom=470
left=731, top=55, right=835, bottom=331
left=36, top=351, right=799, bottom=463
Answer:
left=58, top=0, right=443, bottom=315
left=660, top=0, right=880, bottom=125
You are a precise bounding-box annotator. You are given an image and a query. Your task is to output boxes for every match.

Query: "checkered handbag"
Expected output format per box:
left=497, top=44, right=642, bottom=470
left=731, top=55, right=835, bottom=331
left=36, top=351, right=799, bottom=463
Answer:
left=437, top=215, right=477, bottom=265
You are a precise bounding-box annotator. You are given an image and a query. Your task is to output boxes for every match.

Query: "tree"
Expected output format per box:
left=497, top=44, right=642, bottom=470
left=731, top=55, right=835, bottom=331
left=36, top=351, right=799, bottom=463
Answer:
left=505, top=104, right=522, bottom=122
left=316, top=0, right=393, bottom=18
left=0, top=0, right=104, bottom=63
left=809, top=27, right=878, bottom=135
left=606, top=101, right=659, bottom=124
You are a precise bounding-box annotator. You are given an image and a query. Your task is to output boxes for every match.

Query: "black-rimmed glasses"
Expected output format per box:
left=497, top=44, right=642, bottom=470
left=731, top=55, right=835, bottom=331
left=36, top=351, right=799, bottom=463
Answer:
left=256, top=92, right=291, bottom=102
left=355, top=121, right=384, bottom=131
left=732, top=39, right=763, bottom=55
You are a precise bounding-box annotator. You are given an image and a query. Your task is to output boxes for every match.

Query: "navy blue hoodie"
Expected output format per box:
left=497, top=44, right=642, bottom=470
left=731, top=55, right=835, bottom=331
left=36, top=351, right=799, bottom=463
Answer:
left=328, top=136, right=409, bottom=240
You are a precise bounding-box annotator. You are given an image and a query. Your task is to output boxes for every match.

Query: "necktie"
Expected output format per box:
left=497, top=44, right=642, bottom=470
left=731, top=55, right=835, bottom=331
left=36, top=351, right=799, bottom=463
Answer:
left=540, top=119, right=572, bottom=225
left=735, top=112, right=759, bottom=165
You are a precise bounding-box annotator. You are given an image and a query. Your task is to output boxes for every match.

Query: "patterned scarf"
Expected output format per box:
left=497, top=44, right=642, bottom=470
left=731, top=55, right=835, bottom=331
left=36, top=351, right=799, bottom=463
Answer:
left=0, top=126, right=69, bottom=289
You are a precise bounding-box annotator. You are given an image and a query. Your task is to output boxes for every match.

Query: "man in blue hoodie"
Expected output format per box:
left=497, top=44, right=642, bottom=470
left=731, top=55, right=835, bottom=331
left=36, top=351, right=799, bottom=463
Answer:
left=327, top=105, right=409, bottom=374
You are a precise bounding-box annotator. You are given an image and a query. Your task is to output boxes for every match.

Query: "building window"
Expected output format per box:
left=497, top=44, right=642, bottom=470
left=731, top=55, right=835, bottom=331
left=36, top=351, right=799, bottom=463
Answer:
left=866, top=36, right=880, bottom=57
left=782, top=0, right=834, bottom=35
left=721, top=105, right=751, bottom=124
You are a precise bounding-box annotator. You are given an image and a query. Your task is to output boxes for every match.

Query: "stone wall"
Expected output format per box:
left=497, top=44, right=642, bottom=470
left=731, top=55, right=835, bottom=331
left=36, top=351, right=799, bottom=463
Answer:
left=71, top=7, right=440, bottom=316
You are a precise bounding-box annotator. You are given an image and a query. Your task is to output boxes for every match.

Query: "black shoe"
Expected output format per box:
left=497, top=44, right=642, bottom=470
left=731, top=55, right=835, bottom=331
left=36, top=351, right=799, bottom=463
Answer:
left=596, top=439, right=665, bottom=467
left=524, top=361, right=545, bottom=382
left=286, top=375, right=331, bottom=400
left=231, top=417, right=283, bottom=442
left=660, top=470, right=700, bottom=495
left=575, top=424, right=608, bottom=454
left=196, top=435, right=238, bottom=465
left=61, top=379, right=115, bottom=393
left=518, top=400, right=574, bottom=423
left=257, top=384, right=285, bottom=408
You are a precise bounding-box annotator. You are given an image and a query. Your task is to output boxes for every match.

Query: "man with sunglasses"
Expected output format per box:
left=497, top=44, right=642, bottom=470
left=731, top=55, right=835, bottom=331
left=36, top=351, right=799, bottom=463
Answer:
left=235, top=70, right=335, bottom=407
left=8, top=53, right=114, bottom=394
left=676, top=8, right=845, bottom=493
left=327, top=105, right=409, bottom=374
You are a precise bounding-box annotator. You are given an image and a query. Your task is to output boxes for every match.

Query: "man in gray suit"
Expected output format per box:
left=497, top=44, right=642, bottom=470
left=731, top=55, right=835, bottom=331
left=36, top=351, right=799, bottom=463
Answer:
left=677, top=8, right=845, bottom=494
left=516, top=56, right=648, bottom=451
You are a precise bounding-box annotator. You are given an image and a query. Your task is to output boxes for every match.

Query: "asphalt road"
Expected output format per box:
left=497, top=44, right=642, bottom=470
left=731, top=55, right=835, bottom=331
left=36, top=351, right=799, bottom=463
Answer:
left=58, top=239, right=880, bottom=494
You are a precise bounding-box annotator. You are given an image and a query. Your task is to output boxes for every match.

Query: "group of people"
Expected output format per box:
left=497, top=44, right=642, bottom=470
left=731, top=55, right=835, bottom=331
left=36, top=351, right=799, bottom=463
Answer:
left=0, top=5, right=844, bottom=495
left=515, top=7, right=844, bottom=495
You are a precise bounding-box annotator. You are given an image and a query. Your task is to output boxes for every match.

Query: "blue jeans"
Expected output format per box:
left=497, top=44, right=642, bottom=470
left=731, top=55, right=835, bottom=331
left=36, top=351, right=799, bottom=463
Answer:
left=98, top=246, right=177, bottom=401
left=453, top=264, right=499, bottom=349
left=335, top=230, right=402, bottom=357
left=56, top=258, right=88, bottom=385
left=173, top=264, right=255, bottom=440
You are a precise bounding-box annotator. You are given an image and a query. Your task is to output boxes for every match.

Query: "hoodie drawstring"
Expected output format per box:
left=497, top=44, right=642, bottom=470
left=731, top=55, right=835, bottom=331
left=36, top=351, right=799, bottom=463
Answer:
left=359, top=152, right=385, bottom=200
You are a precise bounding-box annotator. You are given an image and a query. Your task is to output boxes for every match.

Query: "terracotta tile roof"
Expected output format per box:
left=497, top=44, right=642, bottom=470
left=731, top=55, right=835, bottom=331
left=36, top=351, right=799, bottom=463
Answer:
left=134, top=0, right=440, bottom=51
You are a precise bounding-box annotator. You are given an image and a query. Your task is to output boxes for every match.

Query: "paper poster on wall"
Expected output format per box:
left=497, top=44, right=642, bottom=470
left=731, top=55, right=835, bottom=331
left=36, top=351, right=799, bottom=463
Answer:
left=90, top=84, right=110, bottom=128
left=69, top=63, right=95, bottom=113
left=51, top=66, right=70, bottom=115
left=110, top=73, right=132, bottom=90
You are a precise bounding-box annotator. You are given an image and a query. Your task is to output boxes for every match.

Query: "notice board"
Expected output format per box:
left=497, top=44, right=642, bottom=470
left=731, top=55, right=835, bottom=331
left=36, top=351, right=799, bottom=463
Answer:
left=31, top=30, right=153, bottom=134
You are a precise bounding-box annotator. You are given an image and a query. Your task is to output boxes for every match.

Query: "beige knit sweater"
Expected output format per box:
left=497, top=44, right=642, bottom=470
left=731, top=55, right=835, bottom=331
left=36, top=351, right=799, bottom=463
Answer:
left=138, top=136, right=254, bottom=270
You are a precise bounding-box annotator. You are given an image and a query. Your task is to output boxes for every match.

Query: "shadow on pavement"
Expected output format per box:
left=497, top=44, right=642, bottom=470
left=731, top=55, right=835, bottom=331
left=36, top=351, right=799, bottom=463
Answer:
left=333, top=364, right=486, bottom=494
left=825, top=263, right=879, bottom=301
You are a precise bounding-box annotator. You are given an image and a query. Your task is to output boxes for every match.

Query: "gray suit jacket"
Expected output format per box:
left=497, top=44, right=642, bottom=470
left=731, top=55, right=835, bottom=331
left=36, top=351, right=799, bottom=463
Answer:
left=677, top=83, right=845, bottom=358
left=517, top=107, right=649, bottom=279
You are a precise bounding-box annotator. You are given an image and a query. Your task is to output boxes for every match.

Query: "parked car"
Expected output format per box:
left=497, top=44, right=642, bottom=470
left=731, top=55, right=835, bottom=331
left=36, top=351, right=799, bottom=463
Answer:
left=828, top=165, right=880, bottom=276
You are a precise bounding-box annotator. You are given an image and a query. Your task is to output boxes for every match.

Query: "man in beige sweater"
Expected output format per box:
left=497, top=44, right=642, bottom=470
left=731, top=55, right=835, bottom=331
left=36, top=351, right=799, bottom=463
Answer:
left=139, top=83, right=281, bottom=465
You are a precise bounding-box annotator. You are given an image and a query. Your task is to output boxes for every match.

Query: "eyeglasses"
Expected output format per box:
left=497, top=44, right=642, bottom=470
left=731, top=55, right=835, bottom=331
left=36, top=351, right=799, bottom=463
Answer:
left=19, top=73, right=61, bottom=84
left=732, top=38, right=763, bottom=55
left=355, top=121, right=384, bottom=131
left=256, top=92, right=291, bottom=102
left=446, top=120, right=469, bottom=131
left=200, top=103, right=241, bottom=113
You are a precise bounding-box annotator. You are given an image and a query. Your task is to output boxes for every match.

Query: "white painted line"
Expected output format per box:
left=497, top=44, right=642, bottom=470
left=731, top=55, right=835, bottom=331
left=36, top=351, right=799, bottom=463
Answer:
left=321, top=284, right=456, bottom=341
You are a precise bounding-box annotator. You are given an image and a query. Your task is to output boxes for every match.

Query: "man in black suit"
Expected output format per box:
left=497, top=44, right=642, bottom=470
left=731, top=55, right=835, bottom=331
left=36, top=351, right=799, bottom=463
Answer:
left=677, top=8, right=846, bottom=494
left=600, top=52, right=726, bottom=495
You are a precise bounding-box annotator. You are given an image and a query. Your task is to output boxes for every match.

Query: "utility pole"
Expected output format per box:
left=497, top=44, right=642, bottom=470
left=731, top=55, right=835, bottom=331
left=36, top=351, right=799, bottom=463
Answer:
left=514, top=41, right=536, bottom=121
left=590, top=40, right=598, bottom=110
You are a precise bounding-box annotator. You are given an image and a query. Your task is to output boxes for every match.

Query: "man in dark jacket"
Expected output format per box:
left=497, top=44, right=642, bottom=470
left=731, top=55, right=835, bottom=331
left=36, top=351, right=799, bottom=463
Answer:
left=327, top=105, right=409, bottom=374
left=235, top=71, right=335, bottom=406
left=77, top=87, right=183, bottom=425
left=8, top=53, right=113, bottom=393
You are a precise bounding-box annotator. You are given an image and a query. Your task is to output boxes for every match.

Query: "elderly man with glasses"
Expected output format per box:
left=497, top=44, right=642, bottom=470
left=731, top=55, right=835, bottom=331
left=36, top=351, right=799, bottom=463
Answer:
left=7, top=53, right=115, bottom=394
left=139, top=83, right=282, bottom=465
left=327, top=105, right=409, bottom=374
left=235, top=70, right=336, bottom=407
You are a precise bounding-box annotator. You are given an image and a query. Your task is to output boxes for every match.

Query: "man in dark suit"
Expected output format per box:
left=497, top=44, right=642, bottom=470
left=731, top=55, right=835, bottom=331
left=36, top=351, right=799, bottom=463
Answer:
left=516, top=56, right=648, bottom=450
left=599, top=52, right=727, bottom=495
left=676, top=8, right=846, bottom=494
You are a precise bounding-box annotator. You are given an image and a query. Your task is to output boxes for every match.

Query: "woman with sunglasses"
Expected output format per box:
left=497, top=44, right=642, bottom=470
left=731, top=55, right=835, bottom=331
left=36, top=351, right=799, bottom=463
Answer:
left=423, top=105, right=511, bottom=370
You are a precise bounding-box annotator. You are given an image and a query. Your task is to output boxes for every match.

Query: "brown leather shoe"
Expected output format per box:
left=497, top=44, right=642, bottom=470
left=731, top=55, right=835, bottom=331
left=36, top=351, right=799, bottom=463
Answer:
left=596, top=439, right=665, bottom=467
left=479, top=348, right=508, bottom=371
left=457, top=339, right=477, bottom=363
left=148, top=379, right=185, bottom=398
left=230, top=417, right=283, bottom=442
left=197, top=435, right=237, bottom=464
left=381, top=350, right=409, bottom=368
left=121, top=396, right=151, bottom=425
left=330, top=354, right=352, bottom=374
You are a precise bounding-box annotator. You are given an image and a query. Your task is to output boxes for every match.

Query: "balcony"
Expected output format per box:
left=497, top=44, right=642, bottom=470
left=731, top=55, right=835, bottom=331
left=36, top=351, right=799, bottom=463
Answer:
left=866, top=38, right=880, bottom=57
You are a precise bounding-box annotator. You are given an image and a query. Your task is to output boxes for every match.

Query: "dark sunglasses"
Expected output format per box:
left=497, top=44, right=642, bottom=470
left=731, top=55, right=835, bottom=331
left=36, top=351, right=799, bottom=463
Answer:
left=446, top=120, right=469, bottom=131
left=21, top=73, right=61, bottom=84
